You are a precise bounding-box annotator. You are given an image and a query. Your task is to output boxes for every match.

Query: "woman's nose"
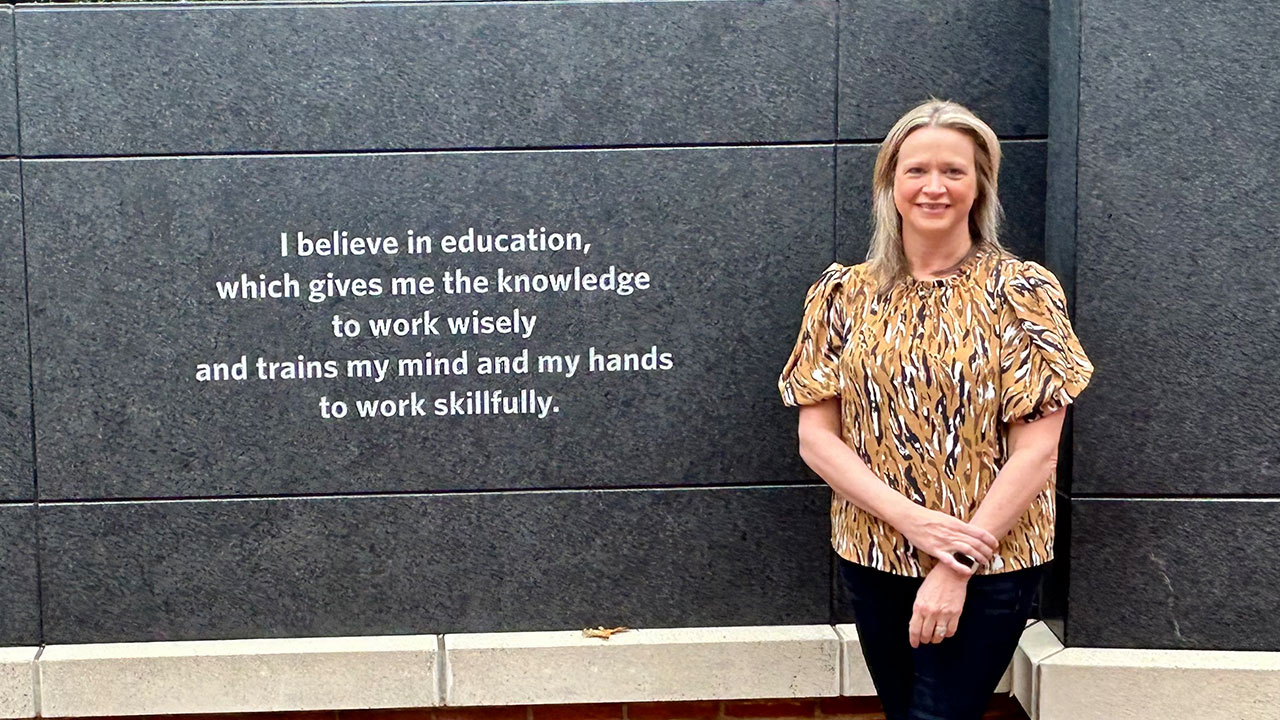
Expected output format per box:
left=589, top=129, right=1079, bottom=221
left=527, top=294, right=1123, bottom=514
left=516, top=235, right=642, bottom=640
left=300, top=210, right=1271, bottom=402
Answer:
left=924, top=172, right=946, bottom=193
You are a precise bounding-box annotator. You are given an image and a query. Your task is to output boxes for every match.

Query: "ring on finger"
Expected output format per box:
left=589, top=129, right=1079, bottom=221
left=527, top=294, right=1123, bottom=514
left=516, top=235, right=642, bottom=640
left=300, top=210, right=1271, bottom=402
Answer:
left=934, top=624, right=947, bottom=636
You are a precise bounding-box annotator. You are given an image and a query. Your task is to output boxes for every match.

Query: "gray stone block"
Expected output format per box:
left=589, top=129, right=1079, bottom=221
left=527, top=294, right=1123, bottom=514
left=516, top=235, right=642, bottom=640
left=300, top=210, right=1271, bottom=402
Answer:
left=39, top=635, right=440, bottom=716
left=1071, top=1, right=1280, bottom=496
left=1044, top=0, right=1080, bottom=300
left=1037, top=491, right=1069, bottom=638
left=0, top=647, right=37, bottom=720
left=0, top=160, right=31, bottom=502
left=26, top=147, right=832, bottom=500
left=17, top=1, right=835, bottom=156
left=1066, top=498, right=1280, bottom=651
left=39, top=486, right=832, bottom=644
left=839, top=0, right=1048, bottom=140
left=1039, top=645, right=1280, bottom=720
left=836, top=141, right=1045, bottom=264
left=999, top=141, right=1049, bottom=265
left=0, top=9, right=15, bottom=157
left=0, top=503, right=38, bottom=646
left=445, top=625, right=840, bottom=705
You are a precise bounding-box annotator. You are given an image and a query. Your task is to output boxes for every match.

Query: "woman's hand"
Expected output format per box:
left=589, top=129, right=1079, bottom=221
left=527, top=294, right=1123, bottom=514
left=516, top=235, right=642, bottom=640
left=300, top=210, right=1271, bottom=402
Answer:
left=895, top=505, right=999, bottom=575
left=910, top=565, right=969, bottom=648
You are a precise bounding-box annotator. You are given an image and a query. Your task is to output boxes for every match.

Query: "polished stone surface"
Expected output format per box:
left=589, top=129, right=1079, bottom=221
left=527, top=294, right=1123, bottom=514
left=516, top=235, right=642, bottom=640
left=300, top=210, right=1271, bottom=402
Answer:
left=1069, top=1, right=1280, bottom=496
left=39, top=486, right=831, bottom=644
left=0, top=9, right=16, bottom=156
left=1044, top=0, right=1080, bottom=299
left=17, top=1, right=835, bottom=156
left=839, top=0, right=1048, bottom=139
left=835, top=141, right=1046, bottom=264
left=1066, top=498, right=1280, bottom=651
left=0, top=504, right=38, bottom=646
left=0, top=161, right=31, bottom=502
left=1038, top=491, right=1070, bottom=641
left=25, top=147, right=833, bottom=500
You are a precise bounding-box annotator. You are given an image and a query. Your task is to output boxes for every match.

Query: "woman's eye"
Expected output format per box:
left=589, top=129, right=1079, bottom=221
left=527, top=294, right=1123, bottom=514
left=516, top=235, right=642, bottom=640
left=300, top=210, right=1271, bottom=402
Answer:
left=947, top=168, right=965, bottom=176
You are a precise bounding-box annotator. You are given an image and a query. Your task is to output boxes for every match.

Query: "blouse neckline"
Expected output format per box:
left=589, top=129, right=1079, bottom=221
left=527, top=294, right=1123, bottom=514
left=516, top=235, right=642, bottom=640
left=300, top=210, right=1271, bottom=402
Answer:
left=906, top=246, right=987, bottom=289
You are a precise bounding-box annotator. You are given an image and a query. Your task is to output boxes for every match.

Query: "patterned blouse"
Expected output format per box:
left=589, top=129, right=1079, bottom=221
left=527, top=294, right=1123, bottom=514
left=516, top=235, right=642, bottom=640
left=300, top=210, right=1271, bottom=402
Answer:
left=778, top=247, right=1094, bottom=577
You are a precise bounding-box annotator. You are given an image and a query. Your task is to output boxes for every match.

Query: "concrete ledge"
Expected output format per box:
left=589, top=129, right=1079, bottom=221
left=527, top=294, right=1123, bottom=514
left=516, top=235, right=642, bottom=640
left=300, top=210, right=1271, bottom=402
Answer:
left=0, top=648, right=37, bottom=720
left=1012, top=621, right=1065, bottom=720
left=444, top=625, right=840, bottom=706
left=996, top=657, right=1013, bottom=693
left=14, top=623, right=1279, bottom=718
left=1038, top=646, right=1280, bottom=720
left=38, top=635, right=438, bottom=717
left=833, top=624, right=875, bottom=696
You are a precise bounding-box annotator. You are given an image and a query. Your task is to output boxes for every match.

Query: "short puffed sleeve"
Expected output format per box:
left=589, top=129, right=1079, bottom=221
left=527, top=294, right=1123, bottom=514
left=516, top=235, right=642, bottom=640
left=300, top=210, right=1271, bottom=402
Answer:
left=778, top=262, right=853, bottom=407
left=999, top=261, right=1095, bottom=423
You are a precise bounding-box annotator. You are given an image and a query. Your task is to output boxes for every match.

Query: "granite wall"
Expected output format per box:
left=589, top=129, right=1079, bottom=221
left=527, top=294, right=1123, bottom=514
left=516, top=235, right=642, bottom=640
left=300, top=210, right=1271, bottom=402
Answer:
left=2, top=0, right=1057, bottom=647
left=1050, top=0, right=1280, bottom=651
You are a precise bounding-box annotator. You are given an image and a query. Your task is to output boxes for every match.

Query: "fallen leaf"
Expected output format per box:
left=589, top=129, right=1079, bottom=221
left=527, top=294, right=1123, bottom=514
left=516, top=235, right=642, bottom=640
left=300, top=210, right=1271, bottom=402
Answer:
left=582, top=625, right=631, bottom=639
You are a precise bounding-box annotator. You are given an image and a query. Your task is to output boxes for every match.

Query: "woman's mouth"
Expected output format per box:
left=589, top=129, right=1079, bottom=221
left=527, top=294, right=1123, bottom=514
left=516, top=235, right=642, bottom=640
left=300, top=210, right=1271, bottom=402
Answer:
left=917, top=203, right=949, bottom=213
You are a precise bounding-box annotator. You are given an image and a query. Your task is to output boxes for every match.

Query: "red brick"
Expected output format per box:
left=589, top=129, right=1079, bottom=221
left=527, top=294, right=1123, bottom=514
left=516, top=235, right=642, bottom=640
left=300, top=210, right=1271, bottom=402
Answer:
left=435, top=707, right=530, bottom=720
left=982, top=694, right=1031, bottom=720
left=722, top=699, right=818, bottom=718
left=625, top=700, right=720, bottom=720
left=530, top=703, right=623, bottom=720
left=340, top=710, right=433, bottom=720
left=116, top=714, right=337, bottom=720
left=817, top=696, right=884, bottom=715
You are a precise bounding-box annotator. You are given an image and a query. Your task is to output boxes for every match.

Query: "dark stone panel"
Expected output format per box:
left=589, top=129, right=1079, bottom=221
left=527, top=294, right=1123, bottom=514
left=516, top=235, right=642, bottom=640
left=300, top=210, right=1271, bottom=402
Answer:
left=0, top=503, right=39, bottom=645
left=1071, top=1, right=1280, bottom=496
left=834, top=144, right=877, bottom=263
left=992, top=141, right=1047, bottom=265
left=26, top=147, right=833, bottom=500
left=838, top=0, right=1047, bottom=140
left=1037, top=490, right=1069, bottom=641
left=1044, top=0, right=1079, bottom=303
left=1066, top=498, right=1280, bottom=651
left=0, top=8, right=15, bottom=156
left=836, top=141, right=1045, bottom=264
left=0, top=160, right=32, bottom=502
left=1044, top=0, right=1084, bottom=500
left=17, top=1, right=835, bottom=156
left=40, top=486, right=831, bottom=643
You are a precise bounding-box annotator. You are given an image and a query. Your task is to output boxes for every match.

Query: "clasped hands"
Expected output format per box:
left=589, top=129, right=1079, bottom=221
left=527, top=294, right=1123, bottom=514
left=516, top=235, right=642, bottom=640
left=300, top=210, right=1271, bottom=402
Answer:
left=896, top=505, right=1000, bottom=648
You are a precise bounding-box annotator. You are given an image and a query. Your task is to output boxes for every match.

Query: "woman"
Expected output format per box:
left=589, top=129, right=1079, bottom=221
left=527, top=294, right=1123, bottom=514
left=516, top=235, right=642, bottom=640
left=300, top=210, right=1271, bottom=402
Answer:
left=778, top=99, right=1093, bottom=720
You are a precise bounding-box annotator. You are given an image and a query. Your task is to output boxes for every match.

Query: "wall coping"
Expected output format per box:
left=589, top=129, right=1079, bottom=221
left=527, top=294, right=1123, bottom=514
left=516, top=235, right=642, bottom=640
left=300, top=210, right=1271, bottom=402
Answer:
left=1012, top=621, right=1280, bottom=720
left=0, top=624, right=1274, bottom=718
left=0, top=648, right=37, bottom=720
left=446, top=624, right=841, bottom=706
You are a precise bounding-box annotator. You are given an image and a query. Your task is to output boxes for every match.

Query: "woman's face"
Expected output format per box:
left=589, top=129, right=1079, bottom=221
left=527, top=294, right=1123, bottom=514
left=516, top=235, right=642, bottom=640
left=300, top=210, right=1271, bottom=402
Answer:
left=892, top=126, right=978, bottom=240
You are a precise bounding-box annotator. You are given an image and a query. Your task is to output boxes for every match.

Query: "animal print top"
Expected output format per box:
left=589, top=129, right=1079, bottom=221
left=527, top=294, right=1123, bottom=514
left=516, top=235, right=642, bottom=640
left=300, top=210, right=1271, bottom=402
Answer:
left=778, top=248, right=1093, bottom=577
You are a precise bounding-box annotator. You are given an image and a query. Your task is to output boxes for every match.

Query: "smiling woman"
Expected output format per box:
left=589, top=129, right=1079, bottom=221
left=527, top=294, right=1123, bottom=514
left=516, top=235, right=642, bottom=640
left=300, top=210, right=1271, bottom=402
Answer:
left=779, top=99, right=1093, bottom=720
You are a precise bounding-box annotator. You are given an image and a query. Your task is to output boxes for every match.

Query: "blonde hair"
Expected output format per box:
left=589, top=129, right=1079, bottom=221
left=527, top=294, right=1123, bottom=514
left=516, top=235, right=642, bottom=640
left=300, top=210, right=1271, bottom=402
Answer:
left=865, top=98, right=1012, bottom=296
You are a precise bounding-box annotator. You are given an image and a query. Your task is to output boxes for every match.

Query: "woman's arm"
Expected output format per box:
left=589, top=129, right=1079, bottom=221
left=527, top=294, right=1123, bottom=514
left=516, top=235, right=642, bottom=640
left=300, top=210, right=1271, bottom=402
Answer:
left=798, top=398, right=998, bottom=574
left=966, top=406, right=1066, bottom=542
left=909, top=406, right=1067, bottom=646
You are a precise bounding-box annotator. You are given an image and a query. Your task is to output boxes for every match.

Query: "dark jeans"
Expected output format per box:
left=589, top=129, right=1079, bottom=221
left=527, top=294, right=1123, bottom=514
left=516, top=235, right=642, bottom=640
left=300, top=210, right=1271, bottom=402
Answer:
left=838, top=556, right=1045, bottom=720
